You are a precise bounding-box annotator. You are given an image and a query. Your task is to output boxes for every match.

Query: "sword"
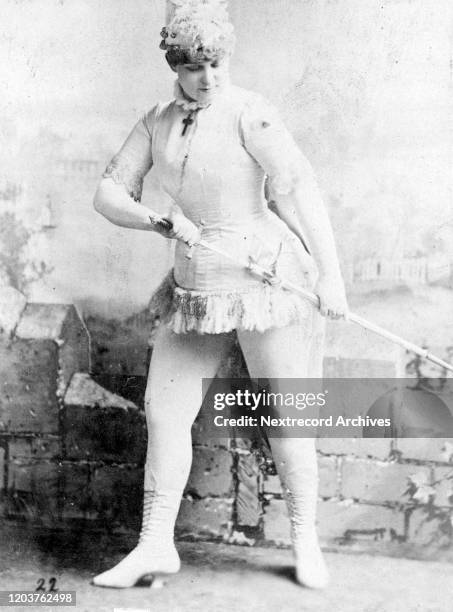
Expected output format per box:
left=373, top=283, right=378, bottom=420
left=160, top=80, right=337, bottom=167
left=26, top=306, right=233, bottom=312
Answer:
left=149, top=214, right=453, bottom=373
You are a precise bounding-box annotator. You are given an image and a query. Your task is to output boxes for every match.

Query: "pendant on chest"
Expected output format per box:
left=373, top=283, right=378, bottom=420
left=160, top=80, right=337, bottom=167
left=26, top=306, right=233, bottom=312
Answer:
left=181, top=111, right=196, bottom=136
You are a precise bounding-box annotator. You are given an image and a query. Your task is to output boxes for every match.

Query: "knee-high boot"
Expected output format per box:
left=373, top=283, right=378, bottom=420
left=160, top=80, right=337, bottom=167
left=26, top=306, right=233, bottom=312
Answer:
left=270, top=438, right=329, bottom=589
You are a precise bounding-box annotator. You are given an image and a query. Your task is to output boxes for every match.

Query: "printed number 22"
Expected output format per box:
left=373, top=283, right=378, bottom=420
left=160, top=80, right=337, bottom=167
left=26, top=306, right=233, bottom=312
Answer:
left=36, top=577, right=58, bottom=592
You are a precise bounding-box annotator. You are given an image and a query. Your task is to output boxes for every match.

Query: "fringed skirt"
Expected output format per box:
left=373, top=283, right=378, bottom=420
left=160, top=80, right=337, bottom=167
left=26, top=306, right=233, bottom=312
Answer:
left=148, top=214, right=321, bottom=335
left=148, top=268, right=317, bottom=334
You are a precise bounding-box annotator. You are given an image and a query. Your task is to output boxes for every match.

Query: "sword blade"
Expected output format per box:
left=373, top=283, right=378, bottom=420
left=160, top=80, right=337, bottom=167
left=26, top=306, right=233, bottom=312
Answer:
left=194, top=238, right=453, bottom=374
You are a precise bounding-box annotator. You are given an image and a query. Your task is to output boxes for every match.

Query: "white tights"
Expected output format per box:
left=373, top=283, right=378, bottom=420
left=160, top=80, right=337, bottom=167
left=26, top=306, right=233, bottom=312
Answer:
left=144, top=318, right=325, bottom=512
left=92, top=317, right=328, bottom=588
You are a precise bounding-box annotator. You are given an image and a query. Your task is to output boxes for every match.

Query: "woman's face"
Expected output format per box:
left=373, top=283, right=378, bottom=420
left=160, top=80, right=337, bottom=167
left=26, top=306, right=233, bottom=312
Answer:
left=175, top=57, right=230, bottom=104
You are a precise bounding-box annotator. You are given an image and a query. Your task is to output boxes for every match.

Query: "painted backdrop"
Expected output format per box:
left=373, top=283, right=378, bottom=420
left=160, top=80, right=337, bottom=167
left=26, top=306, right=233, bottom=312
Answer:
left=1, top=0, right=452, bottom=361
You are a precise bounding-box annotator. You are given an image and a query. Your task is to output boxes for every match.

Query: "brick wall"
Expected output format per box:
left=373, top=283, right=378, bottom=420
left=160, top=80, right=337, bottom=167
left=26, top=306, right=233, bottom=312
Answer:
left=1, top=293, right=452, bottom=559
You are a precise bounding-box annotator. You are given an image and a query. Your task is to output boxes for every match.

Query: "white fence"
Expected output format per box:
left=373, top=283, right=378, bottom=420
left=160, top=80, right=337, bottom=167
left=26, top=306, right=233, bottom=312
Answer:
left=54, top=159, right=104, bottom=180
left=354, top=256, right=452, bottom=284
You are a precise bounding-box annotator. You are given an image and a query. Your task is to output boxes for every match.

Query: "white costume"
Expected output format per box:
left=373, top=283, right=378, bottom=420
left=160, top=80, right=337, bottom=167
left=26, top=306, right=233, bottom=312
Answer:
left=92, top=0, right=331, bottom=591
left=105, top=81, right=323, bottom=336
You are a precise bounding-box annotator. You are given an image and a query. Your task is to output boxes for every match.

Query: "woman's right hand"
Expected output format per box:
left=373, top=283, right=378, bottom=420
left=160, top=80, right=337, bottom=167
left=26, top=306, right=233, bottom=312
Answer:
left=164, top=208, right=201, bottom=246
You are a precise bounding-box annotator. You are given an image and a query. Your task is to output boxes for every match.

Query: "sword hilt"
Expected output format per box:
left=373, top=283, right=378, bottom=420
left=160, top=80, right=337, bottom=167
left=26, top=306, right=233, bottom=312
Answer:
left=149, top=214, right=173, bottom=233
left=149, top=215, right=204, bottom=259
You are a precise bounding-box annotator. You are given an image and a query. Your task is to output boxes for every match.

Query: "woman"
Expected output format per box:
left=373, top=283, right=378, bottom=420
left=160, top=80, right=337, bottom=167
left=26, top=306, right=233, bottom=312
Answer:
left=92, top=0, right=348, bottom=590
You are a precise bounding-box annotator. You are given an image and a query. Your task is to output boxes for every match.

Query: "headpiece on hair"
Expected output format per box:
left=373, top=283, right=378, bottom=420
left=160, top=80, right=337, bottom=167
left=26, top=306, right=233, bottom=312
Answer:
left=160, top=0, right=235, bottom=62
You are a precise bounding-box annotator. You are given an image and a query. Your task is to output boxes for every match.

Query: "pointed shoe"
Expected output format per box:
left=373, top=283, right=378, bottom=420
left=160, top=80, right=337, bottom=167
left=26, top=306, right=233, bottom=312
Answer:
left=91, top=544, right=180, bottom=589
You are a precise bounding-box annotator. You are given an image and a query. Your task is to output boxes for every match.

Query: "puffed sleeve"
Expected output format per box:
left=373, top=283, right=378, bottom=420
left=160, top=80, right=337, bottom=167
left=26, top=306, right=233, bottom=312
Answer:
left=103, top=106, right=158, bottom=202
left=239, top=95, right=315, bottom=196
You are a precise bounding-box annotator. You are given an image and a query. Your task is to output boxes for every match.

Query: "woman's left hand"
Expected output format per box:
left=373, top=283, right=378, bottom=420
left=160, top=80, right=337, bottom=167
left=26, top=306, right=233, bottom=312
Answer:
left=314, top=275, right=349, bottom=320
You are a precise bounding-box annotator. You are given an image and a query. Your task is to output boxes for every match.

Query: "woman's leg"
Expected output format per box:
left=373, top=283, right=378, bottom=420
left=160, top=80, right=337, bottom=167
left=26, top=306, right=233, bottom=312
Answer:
left=93, top=324, right=235, bottom=587
left=144, top=325, right=235, bottom=490
left=237, top=316, right=328, bottom=589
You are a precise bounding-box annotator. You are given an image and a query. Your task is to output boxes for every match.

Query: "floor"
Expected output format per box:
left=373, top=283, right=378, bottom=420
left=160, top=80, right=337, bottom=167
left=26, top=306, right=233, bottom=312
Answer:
left=1, top=523, right=452, bottom=612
